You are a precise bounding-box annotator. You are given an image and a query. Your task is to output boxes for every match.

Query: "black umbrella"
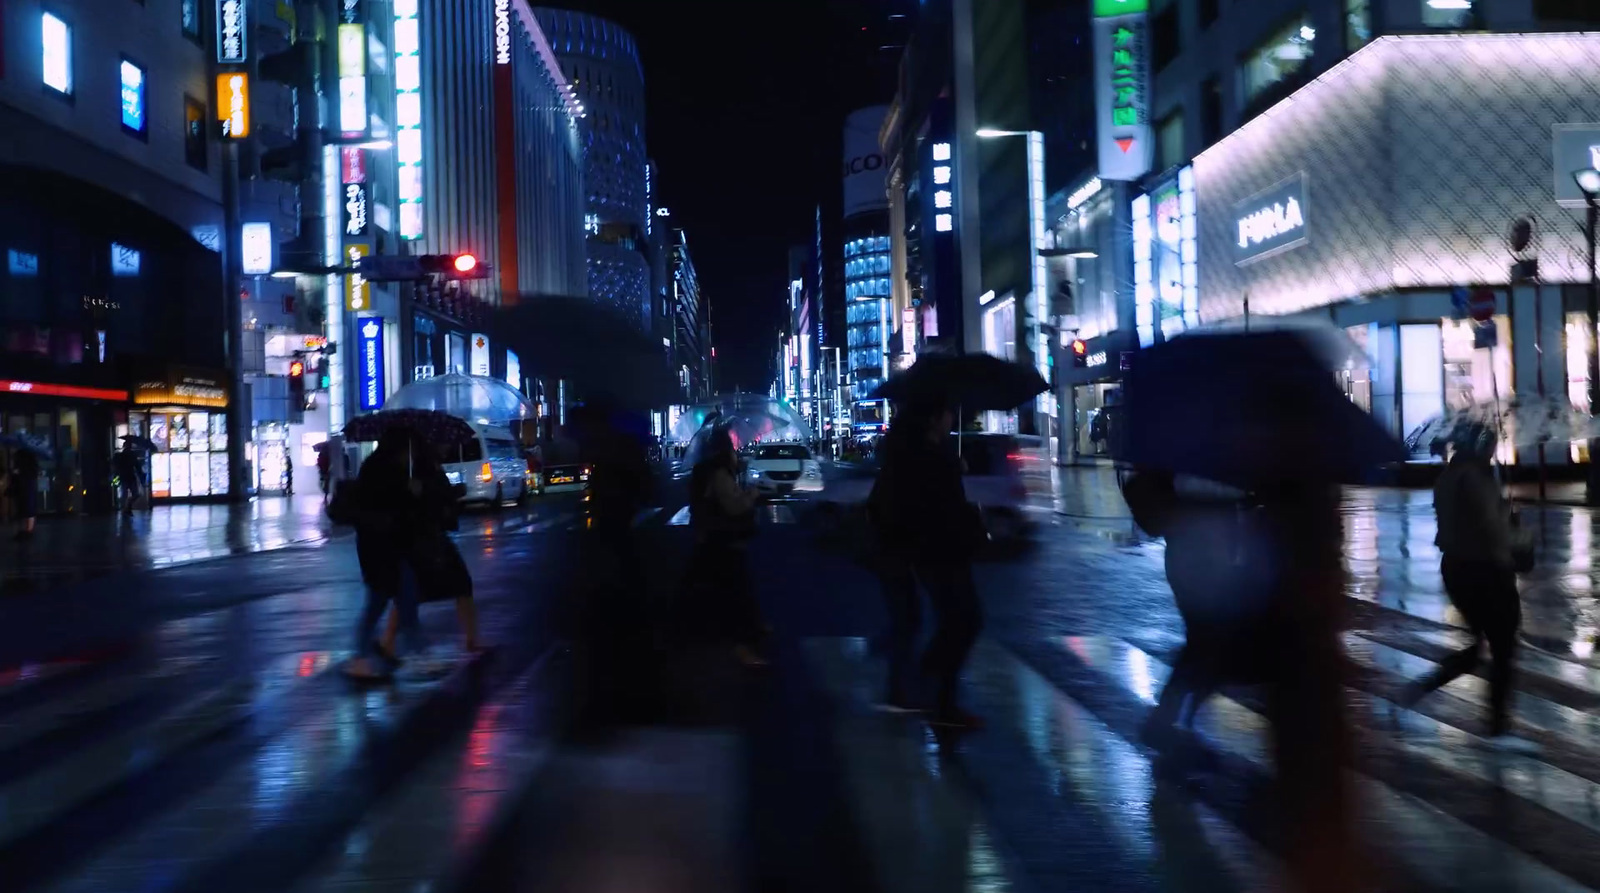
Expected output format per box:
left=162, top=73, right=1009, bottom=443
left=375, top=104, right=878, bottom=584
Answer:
left=1119, top=329, right=1405, bottom=488
left=342, top=409, right=476, bottom=448
left=120, top=434, right=157, bottom=451
left=496, top=294, right=678, bottom=409
left=870, top=352, right=1048, bottom=411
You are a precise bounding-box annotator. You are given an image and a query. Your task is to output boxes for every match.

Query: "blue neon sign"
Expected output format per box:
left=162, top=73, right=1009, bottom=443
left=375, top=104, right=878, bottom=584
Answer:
left=120, top=60, right=145, bottom=133
left=357, top=316, right=384, bottom=411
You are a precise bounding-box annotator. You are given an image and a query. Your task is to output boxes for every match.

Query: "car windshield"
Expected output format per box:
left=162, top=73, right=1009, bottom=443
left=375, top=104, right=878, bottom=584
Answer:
left=754, top=445, right=810, bottom=460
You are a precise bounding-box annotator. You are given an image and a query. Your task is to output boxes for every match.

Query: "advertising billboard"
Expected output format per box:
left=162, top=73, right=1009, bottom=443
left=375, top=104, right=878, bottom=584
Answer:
left=842, top=105, right=890, bottom=219
left=1092, top=3, right=1152, bottom=181
left=357, top=317, right=384, bottom=411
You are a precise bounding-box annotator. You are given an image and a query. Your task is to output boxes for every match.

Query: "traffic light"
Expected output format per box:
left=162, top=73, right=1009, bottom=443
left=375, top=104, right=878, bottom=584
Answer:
left=417, top=253, right=490, bottom=280
left=315, top=357, right=330, bottom=390
left=1070, top=339, right=1088, bottom=368
left=287, top=360, right=307, bottom=415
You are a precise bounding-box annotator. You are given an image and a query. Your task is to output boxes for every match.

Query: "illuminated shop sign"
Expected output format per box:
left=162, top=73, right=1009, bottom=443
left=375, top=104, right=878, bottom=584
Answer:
left=1134, top=166, right=1198, bottom=346
left=112, top=243, right=141, bottom=277
left=931, top=142, right=955, bottom=233
left=1093, top=0, right=1151, bottom=181
left=120, top=61, right=146, bottom=134
left=470, top=334, right=491, bottom=376
left=216, top=0, right=247, bottom=65
left=241, top=222, right=272, bottom=275
left=494, top=0, right=512, bottom=65
left=1233, top=173, right=1307, bottom=265
left=395, top=0, right=423, bottom=239
left=1, top=380, right=127, bottom=401
left=357, top=316, right=385, bottom=411
left=217, top=73, right=249, bottom=138
left=136, top=372, right=227, bottom=408
left=506, top=350, right=521, bottom=389
left=346, top=243, right=370, bottom=311
left=344, top=182, right=369, bottom=236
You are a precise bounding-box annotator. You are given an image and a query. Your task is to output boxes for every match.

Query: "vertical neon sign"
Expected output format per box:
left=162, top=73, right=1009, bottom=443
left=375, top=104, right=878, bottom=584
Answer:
left=394, top=0, right=423, bottom=240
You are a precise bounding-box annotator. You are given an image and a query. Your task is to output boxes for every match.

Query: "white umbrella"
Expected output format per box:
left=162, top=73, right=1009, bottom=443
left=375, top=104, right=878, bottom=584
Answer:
left=385, top=373, right=534, bottom=425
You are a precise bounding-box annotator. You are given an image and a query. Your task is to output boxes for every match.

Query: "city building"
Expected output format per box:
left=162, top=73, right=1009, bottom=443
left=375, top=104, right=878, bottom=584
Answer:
left=534, top=8, right=651, bottom=331
left=668, top=228, right=712, bottom=403
left=881, top=0, right=1085, bottom=440
left=0, top=0, right=314, bottom=508
left=843, top=105, right=894, bottom=434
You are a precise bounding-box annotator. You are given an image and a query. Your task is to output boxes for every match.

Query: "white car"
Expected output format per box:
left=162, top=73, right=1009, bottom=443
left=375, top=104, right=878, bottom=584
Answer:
left=440, top=423, right=528, bottom=506
left=745, top=443, right=823, bottom=498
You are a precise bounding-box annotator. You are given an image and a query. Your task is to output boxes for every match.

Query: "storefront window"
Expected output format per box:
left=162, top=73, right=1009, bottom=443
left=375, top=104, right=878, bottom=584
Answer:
left=1241, top=18, right=1314, bottom=103
left=1345, top=0, right=1371, bottom=51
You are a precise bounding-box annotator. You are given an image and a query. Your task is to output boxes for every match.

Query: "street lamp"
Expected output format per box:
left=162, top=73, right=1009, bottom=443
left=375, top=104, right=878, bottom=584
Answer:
left=977, top=128, right=1050, bottom=437
left=1576, top=168, right=1600, bottom=503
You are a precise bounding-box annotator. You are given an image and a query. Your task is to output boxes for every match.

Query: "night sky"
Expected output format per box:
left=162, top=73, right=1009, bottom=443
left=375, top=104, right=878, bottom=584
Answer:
left=564, top=0, right=907, bottom=394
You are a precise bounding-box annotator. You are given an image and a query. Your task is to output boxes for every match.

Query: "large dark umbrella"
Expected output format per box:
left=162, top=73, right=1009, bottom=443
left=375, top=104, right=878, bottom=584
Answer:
left=1120, top=329, right=1405, bottom=488
left=342, top=408, right=476, bottom=448
left=119, top=434, right=157, bottom=452
left=870, top=352, right=1048, bottom=411
left=497, top=295, right=678, bottom=409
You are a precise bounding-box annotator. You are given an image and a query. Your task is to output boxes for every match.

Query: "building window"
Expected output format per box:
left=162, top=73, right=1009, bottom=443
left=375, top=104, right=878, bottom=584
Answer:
left=1422, top=0, right=1474, bottom=28
left=1200, top=76, right=1223, bottom=147
left=1151, top=5, right=1181, bottom=72
left=1156, top=110, right=1184, bottom=171
left=1198, top=0, right=1219, bottom=28
left=1240, top=18, right=1314, bottom=103
left=120, top=58, right=147, bottom=137
left=184, top=96, right=207, bottom=170
left=41, top=11, right=73, bottom=97
left=181, top=0, right=201, bottom=43
left=1346, top=0, right=1372, bottom=50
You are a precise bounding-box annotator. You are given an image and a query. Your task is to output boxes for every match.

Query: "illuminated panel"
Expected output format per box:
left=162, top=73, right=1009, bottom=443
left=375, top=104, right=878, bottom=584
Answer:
left=1132, top=194, right=1154, bottom=347
left=394, top=0, right=422, bottom=239
left=1027, top=131, right=1048, bottom=411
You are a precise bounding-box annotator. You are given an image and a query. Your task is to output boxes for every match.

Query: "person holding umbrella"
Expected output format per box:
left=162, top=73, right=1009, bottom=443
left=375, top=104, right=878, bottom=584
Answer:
left=114, top=441, right=145, bottom=514
left=868, top=353, right=1046, bottom=728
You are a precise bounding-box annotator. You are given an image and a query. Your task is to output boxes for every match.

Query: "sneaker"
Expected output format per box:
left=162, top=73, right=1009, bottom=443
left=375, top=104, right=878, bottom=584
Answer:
left=1485, top=734, right=1541, bottom=755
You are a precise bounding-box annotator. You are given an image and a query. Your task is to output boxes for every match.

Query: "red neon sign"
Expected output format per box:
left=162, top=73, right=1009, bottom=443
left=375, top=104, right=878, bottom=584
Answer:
left=0, top=380, right=128, bottom=401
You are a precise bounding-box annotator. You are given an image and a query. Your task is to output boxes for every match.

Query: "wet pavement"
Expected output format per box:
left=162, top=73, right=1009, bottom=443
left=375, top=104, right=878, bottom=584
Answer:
left=1, top=474, right=1599, bottom=890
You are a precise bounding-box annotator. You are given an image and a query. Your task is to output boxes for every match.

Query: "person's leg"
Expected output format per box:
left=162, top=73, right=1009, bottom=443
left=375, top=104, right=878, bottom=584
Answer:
left=455, top=597, right=481, bottom=652
left=879, top=556, right=922, bottom=706
left=379, top=607, right=400, bottom=657
left=1401, top=558, right=1488, bottom=705
left=1481, top=566, right=1522, bottom=738
left=918, top=561, right=982, bottom=721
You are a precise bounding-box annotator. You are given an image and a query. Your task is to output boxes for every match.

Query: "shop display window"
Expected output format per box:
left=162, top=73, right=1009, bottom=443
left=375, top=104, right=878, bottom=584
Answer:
left=129, top=408, right=231, bottom=501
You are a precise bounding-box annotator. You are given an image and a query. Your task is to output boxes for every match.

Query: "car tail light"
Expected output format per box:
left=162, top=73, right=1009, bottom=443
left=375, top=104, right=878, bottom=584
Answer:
left=480, top=462, right=493, bottom=483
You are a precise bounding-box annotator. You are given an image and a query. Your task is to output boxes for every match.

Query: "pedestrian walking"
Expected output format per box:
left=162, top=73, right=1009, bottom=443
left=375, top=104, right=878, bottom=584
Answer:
left=331, top=429, right=430, bottom=680
left=375, top=437, right=479, bottom=658
left=1400, top=423, right=1538, bottom=753
left=114, top=443, right=144, bottom=514
left=868, top=401, right=986, bottom=729
left=284, top=449, right=294, bottom=496
left=12, top=446, right=39, bottom=540
left=684, top=426, right=766, bottom=668
left=317, top=447, right=332, bottom=500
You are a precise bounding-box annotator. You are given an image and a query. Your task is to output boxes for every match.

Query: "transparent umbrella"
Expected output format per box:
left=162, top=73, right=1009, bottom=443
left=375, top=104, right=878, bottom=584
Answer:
left=385, top=373, right=534, bottom=425
left=673, top=394, right=814, bottom=461
left=1406, top=396, right=1600, bottom=454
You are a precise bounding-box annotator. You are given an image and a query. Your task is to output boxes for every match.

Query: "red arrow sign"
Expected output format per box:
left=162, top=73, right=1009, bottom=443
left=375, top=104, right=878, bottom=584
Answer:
left=1115, top=137, right=1136, bottom=153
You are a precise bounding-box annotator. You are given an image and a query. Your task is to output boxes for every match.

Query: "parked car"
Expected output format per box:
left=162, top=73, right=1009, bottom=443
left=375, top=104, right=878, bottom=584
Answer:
left=744, top=442, right=823, bottom=498
left=439, top=423, right=527, bottom=506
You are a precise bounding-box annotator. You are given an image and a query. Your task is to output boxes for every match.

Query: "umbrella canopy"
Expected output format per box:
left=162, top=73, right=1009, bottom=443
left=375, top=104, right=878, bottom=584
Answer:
left=671, top=394, right=814, bottom=457
left=870, top=352, right=1047, bottom=411
left=1406, top=396, right=1600, bottom=454
left=119, top=434, right=157, bottom=451
left=0, top=432, right=53, bottom=458
left=497, top=295, right=677, bottom=409
left=1120, top=329, right=1406, bottom=488
left=385, top=373, right=533, bottom=425
left=1198, top=314, right=1370, bottom=372
left=343, top=409, right=477, bottom=447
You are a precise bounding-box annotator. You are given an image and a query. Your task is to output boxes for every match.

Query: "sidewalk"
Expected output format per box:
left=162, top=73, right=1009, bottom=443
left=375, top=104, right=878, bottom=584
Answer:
left=0, top=496, right=334, bottom=589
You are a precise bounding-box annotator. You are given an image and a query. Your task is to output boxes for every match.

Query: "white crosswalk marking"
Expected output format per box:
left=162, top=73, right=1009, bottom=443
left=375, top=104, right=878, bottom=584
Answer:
left=804, top=629, right=1600, bottom=893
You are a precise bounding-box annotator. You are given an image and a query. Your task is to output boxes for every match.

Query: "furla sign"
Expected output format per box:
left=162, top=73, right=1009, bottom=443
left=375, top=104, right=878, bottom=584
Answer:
left=1233, top=173, right=1308, bottom=266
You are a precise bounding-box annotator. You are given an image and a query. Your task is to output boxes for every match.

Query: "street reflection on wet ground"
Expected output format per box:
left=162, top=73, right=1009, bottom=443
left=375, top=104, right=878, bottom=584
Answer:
left=8, top=474, right=1600, bottom=890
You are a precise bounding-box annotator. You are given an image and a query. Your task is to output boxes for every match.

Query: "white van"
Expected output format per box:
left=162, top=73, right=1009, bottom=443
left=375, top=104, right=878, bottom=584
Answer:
left=440, top=423, right=527, bottom=506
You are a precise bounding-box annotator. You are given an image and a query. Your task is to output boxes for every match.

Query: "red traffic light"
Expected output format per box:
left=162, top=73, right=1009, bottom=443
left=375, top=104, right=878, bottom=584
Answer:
left=453, top=254, right=478, bottom=274
left=1071, top=339, right=1087, bottom=356
left=288, top=360, right=305, bottom=377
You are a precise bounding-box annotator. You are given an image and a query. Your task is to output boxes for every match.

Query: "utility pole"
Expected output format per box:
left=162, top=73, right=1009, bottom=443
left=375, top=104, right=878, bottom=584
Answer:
left=221, top=141, right=248, bottom=500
